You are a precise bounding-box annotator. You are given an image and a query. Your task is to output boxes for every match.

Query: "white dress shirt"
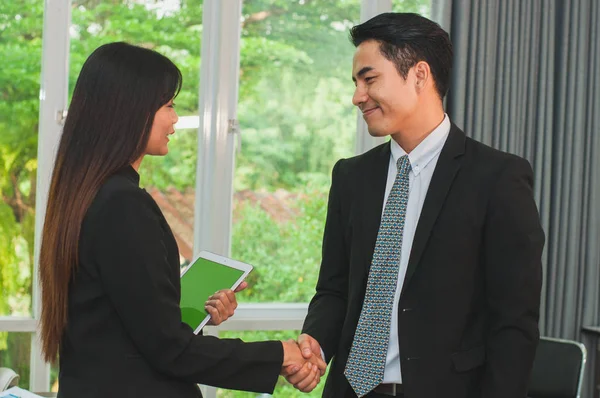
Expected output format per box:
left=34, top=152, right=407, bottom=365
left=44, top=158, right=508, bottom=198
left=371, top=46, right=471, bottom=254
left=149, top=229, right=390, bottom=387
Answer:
left=382, top=114, right=451, bottom=383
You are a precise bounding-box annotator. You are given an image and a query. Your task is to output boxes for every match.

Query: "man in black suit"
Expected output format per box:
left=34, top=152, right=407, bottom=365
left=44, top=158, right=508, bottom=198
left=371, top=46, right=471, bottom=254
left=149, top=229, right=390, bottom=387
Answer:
left=284, top=12, right=544, bottom=398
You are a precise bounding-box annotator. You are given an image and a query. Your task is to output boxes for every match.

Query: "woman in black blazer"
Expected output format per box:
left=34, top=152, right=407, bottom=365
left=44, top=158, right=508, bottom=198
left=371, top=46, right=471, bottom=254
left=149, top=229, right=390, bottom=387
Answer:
left=38, top=42, right=325, bottom=397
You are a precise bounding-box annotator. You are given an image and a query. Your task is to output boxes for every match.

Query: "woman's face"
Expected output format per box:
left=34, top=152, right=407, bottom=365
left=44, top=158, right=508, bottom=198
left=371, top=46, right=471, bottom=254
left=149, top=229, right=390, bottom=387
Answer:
left=145, top=100, right=178, bottom=156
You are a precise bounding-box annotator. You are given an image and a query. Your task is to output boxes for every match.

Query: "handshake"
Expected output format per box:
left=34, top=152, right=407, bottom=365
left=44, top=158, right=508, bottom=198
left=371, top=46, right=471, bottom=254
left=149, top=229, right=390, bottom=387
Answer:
left=280, top=333, right=327, bottom=393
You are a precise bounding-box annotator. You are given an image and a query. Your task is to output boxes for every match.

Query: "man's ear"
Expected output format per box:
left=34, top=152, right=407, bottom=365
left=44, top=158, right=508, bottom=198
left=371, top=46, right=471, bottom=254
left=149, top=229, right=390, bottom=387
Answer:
left=413, top=61, right=431, bottom=92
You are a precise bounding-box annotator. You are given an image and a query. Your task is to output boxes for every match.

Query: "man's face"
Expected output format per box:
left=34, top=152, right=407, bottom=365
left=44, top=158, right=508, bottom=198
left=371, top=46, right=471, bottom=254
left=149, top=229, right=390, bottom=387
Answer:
left=352, top=40, right=419, bottom=137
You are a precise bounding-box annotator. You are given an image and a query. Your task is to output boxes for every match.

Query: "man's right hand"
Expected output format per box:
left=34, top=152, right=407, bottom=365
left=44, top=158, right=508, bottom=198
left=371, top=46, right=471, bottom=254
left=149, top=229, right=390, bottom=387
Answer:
left=280, top=339, right=323, bottom=392
left=282, top=334, right=327, bottom=392
left=298, top=333, right=326, bottom=370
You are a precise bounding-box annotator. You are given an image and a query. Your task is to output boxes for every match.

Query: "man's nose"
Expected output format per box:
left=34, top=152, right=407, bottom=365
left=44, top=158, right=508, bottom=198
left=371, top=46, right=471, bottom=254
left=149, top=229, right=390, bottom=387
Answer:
left=352, top=85, right=367, bottom=107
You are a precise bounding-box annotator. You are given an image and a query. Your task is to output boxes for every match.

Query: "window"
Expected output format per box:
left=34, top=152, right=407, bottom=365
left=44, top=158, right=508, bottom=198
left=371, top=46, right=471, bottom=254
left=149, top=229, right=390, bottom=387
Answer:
left=232, top=0, right=361, bottom=304
left=0, top=0, right=43, bottom=319
left=393, top=0, right=431, bottom=15
left=0, top=0, right=43, bottom=389
left=0, top=333, right=32, bottom=390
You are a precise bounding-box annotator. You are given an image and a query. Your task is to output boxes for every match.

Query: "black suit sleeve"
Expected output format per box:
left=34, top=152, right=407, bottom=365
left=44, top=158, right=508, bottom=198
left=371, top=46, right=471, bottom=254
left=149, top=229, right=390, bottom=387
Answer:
left=302, top=160, right=349, bottom=361
left=92, top=189, right=282, bottom=393
left=481, top=157, right=544, bottom=397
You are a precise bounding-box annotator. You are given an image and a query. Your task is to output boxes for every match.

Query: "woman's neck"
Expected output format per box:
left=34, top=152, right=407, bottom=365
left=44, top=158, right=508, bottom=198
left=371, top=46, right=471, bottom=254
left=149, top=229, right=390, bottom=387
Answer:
left=131, top=155, right=144, bottom=171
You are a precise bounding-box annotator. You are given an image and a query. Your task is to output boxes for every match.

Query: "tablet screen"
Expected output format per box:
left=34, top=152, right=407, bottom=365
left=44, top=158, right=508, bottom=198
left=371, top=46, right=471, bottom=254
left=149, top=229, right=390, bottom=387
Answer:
left=180, top=255, right=246, bottom=333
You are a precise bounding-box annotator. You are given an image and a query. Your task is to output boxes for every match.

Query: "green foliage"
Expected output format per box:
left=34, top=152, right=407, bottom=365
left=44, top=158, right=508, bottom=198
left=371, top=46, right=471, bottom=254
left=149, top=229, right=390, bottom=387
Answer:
left=232, top=185, right=328, bottom=303
left=0, top=1, right=40, bottom=353
left=0, top=204, right=32, bottom=319
left=235, top=72, right=355, bottom=191
left=235, top=0, right=359, bottom=192
left=393, top=0, right=431, bottom=15
left=0, top=333, right=31, bottom=390
left=239, top=37, right=314, bottom=99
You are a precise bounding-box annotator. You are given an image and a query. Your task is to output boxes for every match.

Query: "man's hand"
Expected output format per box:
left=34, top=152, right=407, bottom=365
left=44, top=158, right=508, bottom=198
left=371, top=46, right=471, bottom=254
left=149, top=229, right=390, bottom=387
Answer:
left=282, top=334, right=327, bottom=392
left=205, top=282, right=247, bottom=326
left=287, top=334, right=326, bottom=374
left=281, top=339, right=323, bottom=392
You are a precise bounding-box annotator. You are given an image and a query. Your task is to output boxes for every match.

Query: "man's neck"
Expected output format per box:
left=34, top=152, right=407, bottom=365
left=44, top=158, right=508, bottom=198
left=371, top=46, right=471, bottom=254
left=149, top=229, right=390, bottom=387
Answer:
left=390, top=109, right=445, bottom=153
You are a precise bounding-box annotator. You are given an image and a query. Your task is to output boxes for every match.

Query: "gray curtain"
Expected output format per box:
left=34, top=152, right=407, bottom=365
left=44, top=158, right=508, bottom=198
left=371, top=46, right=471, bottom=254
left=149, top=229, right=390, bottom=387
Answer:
left=431, top=0, right=600, bottom=396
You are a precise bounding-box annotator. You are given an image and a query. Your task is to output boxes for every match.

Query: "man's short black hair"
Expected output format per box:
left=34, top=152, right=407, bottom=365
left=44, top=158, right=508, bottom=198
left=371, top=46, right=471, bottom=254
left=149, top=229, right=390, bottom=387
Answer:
left=350, top=12, right=453, bottom=99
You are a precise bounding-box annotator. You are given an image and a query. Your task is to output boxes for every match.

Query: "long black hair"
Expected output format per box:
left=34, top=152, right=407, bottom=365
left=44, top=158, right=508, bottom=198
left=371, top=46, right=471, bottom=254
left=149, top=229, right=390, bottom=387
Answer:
left=39, top=42, right=182, bottom=362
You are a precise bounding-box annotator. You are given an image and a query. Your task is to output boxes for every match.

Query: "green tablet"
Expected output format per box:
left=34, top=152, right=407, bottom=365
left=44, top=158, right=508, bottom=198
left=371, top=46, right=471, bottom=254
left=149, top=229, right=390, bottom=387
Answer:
left=180, top=251, right=253, bottom=334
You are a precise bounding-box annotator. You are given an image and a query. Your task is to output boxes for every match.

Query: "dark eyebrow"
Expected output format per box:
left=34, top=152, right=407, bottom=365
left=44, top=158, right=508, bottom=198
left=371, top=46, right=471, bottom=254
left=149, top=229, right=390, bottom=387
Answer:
left=352, top=66, right=374, bottom=82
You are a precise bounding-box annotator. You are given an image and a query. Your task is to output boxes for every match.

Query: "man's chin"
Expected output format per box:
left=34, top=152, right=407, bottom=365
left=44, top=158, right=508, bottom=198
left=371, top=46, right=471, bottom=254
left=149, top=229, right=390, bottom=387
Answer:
left=367, top=127, right=390, bottom=138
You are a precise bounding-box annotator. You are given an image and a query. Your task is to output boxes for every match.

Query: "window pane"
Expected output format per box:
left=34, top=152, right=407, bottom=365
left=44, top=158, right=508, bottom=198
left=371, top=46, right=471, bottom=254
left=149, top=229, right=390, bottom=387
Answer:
left=217, top=330, right=327, bottom=398
left=0, top=0, right=44, bottom=318
left=393, top=0, right=432, bottom=15
left=68, top=0, right=204, bottom=266
left=50, top=361, right=59, bottom=393
left=232, top=0, right=360, bottom=303
left=0, top=332, right=32, bottom=390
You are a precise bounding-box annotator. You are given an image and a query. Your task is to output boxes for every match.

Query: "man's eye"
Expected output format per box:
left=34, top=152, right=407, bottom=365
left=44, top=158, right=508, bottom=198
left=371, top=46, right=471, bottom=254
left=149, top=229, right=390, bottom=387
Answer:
left=365, top=77, right=374, bottom=83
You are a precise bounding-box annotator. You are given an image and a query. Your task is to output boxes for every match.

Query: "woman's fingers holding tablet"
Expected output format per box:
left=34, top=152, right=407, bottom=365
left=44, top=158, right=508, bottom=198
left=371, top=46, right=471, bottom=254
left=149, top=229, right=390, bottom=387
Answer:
left=205, top=289, right=238, bottom=325
left=234, top=281, right=248, bottom=293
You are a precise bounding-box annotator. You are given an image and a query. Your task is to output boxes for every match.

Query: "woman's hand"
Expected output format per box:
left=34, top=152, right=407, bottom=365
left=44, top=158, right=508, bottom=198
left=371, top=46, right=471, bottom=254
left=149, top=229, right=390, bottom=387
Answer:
left=205, top=281, right=248, bottom=325
left=280, top=339, right=323, bottom=392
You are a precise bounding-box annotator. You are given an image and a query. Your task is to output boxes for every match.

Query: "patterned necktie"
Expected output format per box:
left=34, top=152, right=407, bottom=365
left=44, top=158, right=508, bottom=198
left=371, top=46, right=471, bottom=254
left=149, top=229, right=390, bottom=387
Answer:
left=344, top=155, right=411, bottom=397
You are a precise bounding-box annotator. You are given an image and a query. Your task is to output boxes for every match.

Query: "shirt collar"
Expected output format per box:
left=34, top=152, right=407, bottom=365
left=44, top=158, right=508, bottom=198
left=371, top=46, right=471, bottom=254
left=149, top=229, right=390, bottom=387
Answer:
left=390, top=114, right=451, bottom=176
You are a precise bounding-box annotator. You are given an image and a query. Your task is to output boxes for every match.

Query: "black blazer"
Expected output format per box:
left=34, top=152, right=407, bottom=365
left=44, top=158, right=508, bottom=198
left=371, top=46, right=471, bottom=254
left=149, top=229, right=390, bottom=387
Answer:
left=58, top=166, right=283, bottom=398
left=303, top=124, right=545, bottom=398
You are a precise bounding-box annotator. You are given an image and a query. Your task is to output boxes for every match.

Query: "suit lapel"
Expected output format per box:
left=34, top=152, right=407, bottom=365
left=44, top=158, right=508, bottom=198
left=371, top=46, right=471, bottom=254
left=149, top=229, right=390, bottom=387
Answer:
left=400, top=124, right=466, bottom=297
left=361, top=142, right=391, bottom=270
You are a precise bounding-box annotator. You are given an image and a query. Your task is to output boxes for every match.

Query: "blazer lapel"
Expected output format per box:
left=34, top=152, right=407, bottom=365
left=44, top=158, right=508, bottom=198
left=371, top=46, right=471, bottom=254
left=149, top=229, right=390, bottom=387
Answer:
left=400, top=124, right=466, bottom=297
left=361, top=142, right=391, bottom=271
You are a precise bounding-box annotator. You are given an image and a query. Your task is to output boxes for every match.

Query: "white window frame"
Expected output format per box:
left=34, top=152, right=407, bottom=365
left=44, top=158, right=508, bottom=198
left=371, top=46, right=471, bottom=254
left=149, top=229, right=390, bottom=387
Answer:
left=0, top=0, right=393, bottom=394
